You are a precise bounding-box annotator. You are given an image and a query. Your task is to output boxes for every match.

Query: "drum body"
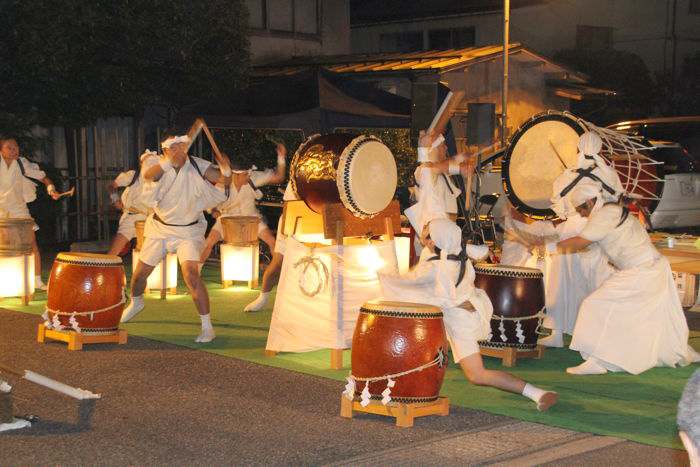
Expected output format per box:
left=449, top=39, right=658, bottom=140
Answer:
left=474, top=264, right=544, bottom=350
left=135, top=220, right=145, bottom=251
left=0, top=218, right=34, bottom=256
left=502, top=111, right=662, bottom=219
left=47, top=253, right=126, bottom=334
left=352, top=300, right=447, bottom=403
left=290, top=134, right=397, bottom=218
left=221, top=216, right=259, bottom=244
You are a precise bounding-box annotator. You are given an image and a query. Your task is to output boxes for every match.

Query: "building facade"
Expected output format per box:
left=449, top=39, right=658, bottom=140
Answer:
left=351, top=0, right=700, bottom=76
left=247, top=0, right=351, bottom=64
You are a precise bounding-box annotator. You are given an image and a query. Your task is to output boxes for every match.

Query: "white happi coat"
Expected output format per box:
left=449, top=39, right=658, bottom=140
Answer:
left=379, top=233, right=493, bottom=363
left=571, top=204, right=695, bottom=374
left=0, top=156, right=45, bottom=220
left=501, top=213, right=612, bottom=334
left=411, top=166, right=461, bottom=255
left=215, top=169, right=276, bottom=220
left=113, top=170, right=149, bottom=233
left=142, top=156, right=226, bottom=241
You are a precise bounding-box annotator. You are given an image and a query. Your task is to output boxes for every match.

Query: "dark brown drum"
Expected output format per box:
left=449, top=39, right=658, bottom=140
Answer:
left=474, top=263, right=545, bottom=350
left=290, top=133, right=397, bottom=218
left=46, top=253, right=126, bottom=334
left=351, top=300, right=448, bottom=403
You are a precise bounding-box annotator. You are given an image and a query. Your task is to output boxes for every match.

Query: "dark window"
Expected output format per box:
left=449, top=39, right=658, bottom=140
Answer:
left=428, top=27, right=475, bottom=50
left=379, top=31, right=423, bottom=53
left=268, top=0, right=293, bottom=31
left=295, top=0, right=318, bottom=34
left=691, top=0, right=700, bottom=14
left=246, top=0, right=266, bottom=29
left=576, top=25, right=613, bottom=50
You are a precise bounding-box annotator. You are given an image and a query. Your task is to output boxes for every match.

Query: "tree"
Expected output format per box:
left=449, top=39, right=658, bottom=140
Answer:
left=0, top=0, right=250, bottom=135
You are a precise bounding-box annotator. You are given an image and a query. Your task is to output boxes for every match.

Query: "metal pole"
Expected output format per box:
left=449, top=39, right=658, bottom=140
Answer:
left=501, top=0, right=510, bottom=146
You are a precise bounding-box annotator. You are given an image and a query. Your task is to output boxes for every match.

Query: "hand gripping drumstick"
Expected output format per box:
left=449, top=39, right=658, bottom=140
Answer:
left=0, top=364, right=101, bottom=400
left=54, top=186, right=75, bottom=199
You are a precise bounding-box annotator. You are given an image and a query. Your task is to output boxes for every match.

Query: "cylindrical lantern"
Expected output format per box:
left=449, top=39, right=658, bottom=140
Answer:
left=221, top=242, right=259, bottom=289
left=132, top=251, right=178, bottom=290
left=0, top=254, right=35, bottom=298
left=393, top=236, right=411, bottom=275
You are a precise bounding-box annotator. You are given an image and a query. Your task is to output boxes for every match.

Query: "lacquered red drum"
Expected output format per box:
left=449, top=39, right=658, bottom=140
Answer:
left=351, top=300, right=448, bottom=403
left=290, top=134, right=397, bottom=218
left=474, top=263, right=545, bottom=350
left=46, top=253, right=126, bottom=334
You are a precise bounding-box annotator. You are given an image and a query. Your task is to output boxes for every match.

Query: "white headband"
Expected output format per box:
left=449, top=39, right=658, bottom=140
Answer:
left=161, top=135, right=190, bottom=149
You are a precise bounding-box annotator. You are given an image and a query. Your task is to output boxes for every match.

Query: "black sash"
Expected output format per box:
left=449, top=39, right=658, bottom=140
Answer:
left=427, top=249, right=467, bottom=287
left=153, top=212, right=199, bottom=227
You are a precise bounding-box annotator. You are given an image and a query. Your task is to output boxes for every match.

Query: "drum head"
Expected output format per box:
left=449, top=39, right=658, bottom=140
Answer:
left=337, top=136, right=397, bottom=218
left=502, top=112, right=584, bottom=219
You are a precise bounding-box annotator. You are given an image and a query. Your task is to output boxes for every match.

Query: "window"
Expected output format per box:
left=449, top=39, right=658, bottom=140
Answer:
left=249, top=0, right=319, bottom=36
left=268, top=0, right=293, bottom=31
left=379, top=31, right=423, bottom=53
left=576, top=25, right=613, bottom=50
left=691, top=0, right=700, bottom=14
left=428, top=27, right=475, bottom=50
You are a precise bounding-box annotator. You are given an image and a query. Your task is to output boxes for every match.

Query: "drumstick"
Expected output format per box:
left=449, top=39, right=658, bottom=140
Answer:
left=0, top=364, right=101, bottom=400
left=548, top=139, right=568, bottom=169
left=428, top=91, right=465, bottom=135
left=54, top=187, right=75, bottom=199
left=185, top=118, right=231, bottom=171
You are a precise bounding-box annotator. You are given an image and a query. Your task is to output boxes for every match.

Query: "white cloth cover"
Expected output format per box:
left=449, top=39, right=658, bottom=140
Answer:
left=0, top=156, right=45, bottom=219
left=266, top=238, right=397, bottom=352
left=571, top=205, right=695, bottom=374
left=273, top=183, right=300, bottom=255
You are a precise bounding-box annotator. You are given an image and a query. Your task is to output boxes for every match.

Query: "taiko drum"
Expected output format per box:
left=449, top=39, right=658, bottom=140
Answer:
left=474, top=263, right=545, bottom=350
left=351, top=300, right=448, bottom=403
left=221, top=216, right=259, bottom=244
left=47, top=253, right=126, bottom=334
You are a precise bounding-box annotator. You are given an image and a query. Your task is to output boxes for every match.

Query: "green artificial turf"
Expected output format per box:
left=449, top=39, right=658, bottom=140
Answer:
left=4, top=262, right=697, bottom=450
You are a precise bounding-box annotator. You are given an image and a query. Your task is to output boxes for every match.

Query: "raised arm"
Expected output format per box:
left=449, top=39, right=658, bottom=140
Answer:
left=556, top=236, right=593, bottom=253
left=268, top=143, right=287, bottom=184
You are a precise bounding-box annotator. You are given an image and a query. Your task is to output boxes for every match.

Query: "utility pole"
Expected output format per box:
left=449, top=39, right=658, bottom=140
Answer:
left=502, top=0, right=510, bottom=146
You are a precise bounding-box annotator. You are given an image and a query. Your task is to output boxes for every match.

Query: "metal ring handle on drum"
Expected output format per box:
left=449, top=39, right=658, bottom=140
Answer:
left=501, top=111, right=586, bottom=220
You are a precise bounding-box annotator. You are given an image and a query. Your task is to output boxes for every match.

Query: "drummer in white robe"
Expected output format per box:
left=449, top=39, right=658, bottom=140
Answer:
left=379, top=218, right=558, bottom=411
left=120, top=134, right=229, bottom=343
left=106, top=150, right=154, bottom=256
left=0, top=137, right=61, bottom=290
left=552, top=134, right=699, bottom=375
left=200, top=143, right=286, bottom=265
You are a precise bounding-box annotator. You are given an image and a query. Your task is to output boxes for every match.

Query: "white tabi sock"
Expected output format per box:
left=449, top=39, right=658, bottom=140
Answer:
left=538, top=329, right=564, bottom=348
left=120, top=295, right=145, bottom=323
left=200, top=313, right=213, bottom=331
left=566, top=358, right=608, bottom=375
left=244, top=292, right=269, bottom=312
left=522, top=383, right=558, bottom=411
left=196, top=314, right=215, bottom=343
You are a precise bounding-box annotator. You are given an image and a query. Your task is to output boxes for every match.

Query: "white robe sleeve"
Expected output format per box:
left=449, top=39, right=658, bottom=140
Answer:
left=114, top=170, right=136, bottom=188
left=19, top=157, right=45, bottom=180
left=250, top=169, right=276, bottom=187
left=580, top=204, right=621, bottom=242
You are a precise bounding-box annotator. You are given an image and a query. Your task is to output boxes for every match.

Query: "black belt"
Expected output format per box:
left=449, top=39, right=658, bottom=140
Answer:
left=153, top=213, right=199, bottom=227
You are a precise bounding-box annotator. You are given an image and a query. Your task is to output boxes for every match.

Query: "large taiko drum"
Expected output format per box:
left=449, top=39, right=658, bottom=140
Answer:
left=474, top=264, right=545, bottom=350
left=46, top=253, right=126, bottom=334
left=502, top=111, right=661, bottom=219
left=351, top=300, right=448, bottom=403
left=0, top=218, right=34, bottom=256
left=134, top=220, right=145, bottom=251
left=290, top=134, right=397, bottom=218
left=221, top=216, right=259, bottom=244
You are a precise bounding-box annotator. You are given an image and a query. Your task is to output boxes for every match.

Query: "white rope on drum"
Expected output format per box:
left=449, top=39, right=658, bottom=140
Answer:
left=42, top=288, right=126, bottom=333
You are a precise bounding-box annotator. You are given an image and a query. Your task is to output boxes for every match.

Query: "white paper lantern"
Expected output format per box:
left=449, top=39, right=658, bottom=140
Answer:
left=221, top=243, right=259, bottom=288
left=0, top=254, right=35, bottom=298
left=132, top=251, right=178, bottom=290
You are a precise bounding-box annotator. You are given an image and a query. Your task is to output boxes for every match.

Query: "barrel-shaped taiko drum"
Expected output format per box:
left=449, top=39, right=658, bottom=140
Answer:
left=351, top=300, right=448, bottom=403
left=46, top=253, right=126, bottom=334
left=221, top=216, right=259, bottom=244
left=474, top=264, right=545, bottom=350
left=290, top=133, right=397, bottom=218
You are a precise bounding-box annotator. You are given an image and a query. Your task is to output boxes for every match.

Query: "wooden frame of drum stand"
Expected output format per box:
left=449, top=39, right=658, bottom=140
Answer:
left=264, top=200, right=402, bottom=370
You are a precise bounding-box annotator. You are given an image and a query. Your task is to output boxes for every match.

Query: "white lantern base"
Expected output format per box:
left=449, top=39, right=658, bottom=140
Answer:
left=221, top=242, right=259, bottom=289
left=0, top=253, right=35, bottom=305
left=132, top=250, right=178, bottom=298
